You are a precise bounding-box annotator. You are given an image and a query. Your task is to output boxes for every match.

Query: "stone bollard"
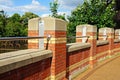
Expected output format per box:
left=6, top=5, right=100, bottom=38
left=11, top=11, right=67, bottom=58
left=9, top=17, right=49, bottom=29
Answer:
left=43, top=17, right=67, bottom=80
left=76, top=24, right=97, bottom=68
left=99, top=27, right=114, bottom=57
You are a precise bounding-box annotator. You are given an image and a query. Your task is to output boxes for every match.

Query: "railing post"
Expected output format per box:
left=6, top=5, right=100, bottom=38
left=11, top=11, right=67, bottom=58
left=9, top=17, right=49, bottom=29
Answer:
left=99, top=28, right=114, bottom=57
left=28, top=18, right=40, bottom=49
left=43, top=17, right=67, bottom=80
left=76, top=24, right=97, bottom=68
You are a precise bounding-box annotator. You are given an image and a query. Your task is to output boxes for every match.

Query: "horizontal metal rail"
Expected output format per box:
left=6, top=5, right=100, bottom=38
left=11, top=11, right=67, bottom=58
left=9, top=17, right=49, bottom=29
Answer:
left=99, top=35, right=108, bottom=37
left=67, top=36, right=89, bottom=39
left=0, top=36, right=45, bottom=41
left=0, top=36, right=90, bottom=41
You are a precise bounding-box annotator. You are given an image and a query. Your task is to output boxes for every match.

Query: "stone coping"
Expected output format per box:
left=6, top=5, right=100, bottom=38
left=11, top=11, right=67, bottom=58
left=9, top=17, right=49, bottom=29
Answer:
left=67, top=43, right=91, bottom=53
left=114, top=39, right=120, bottom=43
left=97, top=40, right=109, bottom=46
left=0, top=49, right=52, bottom=74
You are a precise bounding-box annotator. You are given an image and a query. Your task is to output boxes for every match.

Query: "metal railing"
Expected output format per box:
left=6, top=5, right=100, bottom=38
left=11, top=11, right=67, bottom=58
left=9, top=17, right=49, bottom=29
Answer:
left=0, top=35, right=89, bottom=53
left=0, top=36, right=46, bottom=53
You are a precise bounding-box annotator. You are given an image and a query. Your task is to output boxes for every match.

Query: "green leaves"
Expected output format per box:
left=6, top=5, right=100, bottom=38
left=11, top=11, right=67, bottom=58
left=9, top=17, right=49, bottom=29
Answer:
left=50, top=0, right=59, bottom=17
left=0, top=12, right=38, bottom=37
left=68, top=0, right=116, bottom=37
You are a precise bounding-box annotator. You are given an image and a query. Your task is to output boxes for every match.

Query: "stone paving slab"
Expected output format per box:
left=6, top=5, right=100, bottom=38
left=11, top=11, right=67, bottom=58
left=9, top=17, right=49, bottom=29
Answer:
left=74, top=55, right=120, bottom=80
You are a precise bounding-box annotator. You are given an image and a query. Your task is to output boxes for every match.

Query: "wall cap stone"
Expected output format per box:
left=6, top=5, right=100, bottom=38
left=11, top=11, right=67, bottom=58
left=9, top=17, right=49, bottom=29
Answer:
left=97, top=40, right=109, bottom=46
left=67, top=42, right=91, bottom=53
left=0, top=49, right=52, bottom=74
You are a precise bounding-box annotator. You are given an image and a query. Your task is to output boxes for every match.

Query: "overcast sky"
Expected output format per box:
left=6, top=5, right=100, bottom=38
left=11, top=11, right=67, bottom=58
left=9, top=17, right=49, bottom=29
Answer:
left=0, top=0, right=84, bottom=17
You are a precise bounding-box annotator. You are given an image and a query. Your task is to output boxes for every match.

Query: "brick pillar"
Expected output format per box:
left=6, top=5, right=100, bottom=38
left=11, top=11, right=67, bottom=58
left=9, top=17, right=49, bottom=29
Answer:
left=76, top=24, right=97, bottom=68
left=86, top=25, right=97, bottom=68
left=115, top=29, right=120, bottom=39
left=99, top=28, right=114, bottom=57
left=107, top=28, right=114, bottom=57
left=28, top=18, right=40, bottom=49
left=43, top=17, right=67, bottom=80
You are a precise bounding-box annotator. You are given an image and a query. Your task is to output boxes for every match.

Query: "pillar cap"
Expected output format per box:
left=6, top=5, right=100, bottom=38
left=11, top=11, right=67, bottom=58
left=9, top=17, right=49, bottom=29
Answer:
left=115, top=29, right=120, bottom=33
left=76, top=24, right=97, bottom=32
left=42, top=17, right=67, bottom=31
left=28, top=17, right=41, bottom=30
left=99, top=27, right=114, bottom=33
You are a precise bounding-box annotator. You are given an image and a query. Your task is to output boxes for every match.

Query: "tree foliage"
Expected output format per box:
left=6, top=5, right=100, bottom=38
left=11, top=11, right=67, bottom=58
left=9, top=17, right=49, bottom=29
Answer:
left=0, top=12, right=38, bottom=37
left=68, top=0, right=116, bottom=36
left=0, top=11, right=8, bottom=37
left=50, top=0, right=66, bottom=20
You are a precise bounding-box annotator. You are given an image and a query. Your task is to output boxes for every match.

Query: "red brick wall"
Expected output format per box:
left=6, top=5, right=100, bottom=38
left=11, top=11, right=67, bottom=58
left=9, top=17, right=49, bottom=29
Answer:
left=96, top=44, right=109, bottom=61
left=67, top=48, right=90, bottom=77
left=0, top=58, right=52, bottom=80
left=114, top=42, right=120, bottom=54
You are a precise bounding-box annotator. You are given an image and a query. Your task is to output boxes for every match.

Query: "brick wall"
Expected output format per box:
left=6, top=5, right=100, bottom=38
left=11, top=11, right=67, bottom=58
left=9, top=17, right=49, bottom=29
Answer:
left=1, top=17, right=120, bottom=80
left=0, top=58, right=52, bottom=80
left=96, top=44, right=109, bottom=62
left=67, top=48, right=90, bottom=79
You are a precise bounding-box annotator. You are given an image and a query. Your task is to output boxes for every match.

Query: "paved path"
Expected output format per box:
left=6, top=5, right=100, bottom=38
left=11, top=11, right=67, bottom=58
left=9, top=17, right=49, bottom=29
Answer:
left=74, top=56, right=120, bottom=80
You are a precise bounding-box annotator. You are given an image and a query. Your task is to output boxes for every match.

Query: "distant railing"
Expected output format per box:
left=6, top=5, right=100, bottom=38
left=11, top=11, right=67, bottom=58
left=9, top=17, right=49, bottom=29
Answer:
left=67, top=36, right=89, bottom=43
left=0, top=36, right=46, bottom=53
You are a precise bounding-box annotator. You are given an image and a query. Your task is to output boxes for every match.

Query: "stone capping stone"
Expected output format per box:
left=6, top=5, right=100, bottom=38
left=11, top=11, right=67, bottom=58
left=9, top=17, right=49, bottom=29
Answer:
left=67, top=42, right=91, bottom=53
left=42, top=17, right=67, bottom=31
left=97, top=40, right=109, bottom=46
left=0, top=49, right=52, bottom=74
left=28, top=17, right=41, bottom=30
left=99, top=27, right=114, bottom=33
left=76, top=24, right=97, bottom=32
left=114, top=39, right=120, bottom=43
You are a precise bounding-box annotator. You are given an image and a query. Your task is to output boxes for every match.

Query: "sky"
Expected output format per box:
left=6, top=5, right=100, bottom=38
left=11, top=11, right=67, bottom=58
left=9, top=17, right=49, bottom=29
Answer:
left=0, top=0, right=84, bottom=17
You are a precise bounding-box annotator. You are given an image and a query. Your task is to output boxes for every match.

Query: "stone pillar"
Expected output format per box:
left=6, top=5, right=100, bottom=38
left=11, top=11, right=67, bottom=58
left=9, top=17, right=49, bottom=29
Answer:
left=99, top=28, right=114, bottom=57
left=115, top=29, right=120, bottom=39
left=76, top=25, right=87, bottom=43
left=99, top=28, right=108, bottom=40
left=43, top=17, right=67, bottom=80
left=76, top=24, right=97, bottom=68
left=28, top=18, right=40, bottom=49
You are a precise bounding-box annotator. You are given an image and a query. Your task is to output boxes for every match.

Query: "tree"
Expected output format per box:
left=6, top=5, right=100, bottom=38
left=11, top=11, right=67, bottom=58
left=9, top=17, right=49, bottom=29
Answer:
left=21, top=12, right=39, bottom=25
left=50, top=0, right=66, bottom=20
left=68, top=0, right=116, bottom=37
left=20, top=12, right=39, bottom=36
left=0, top=10, right=8, bottom=37
left=50, top=0, right=59, bottom=17
left=5, top=13, right=24, bottom=37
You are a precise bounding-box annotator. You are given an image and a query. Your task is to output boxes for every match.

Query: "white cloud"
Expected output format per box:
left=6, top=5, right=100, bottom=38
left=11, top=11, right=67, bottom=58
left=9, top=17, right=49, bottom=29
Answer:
left=0, top=0, right=47, bottom=13
left=58, top=0, right=84, bottom=10
left=0, top=0, right=13, bottom=6
left=41, top=13, right=50, bottom=17
left=16, top=0, right=47, bottom=12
